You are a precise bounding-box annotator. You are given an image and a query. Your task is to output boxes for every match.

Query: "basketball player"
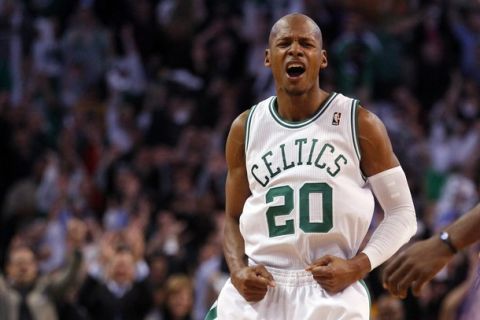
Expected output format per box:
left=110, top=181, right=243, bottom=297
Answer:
left=205, top=13, right=417, bottom=319
left=383, top=203, right=480, bottom=298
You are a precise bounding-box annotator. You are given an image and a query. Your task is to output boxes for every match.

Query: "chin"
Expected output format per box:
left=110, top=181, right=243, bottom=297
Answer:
left=285, top=87, right=307, bottom=96
left=17, top=279, right=33, bottom=286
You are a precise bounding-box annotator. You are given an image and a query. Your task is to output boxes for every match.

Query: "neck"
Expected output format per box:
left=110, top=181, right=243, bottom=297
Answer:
left=276, top=88, right=330, bottom=122
left=12, top=282, right=34, bottom=293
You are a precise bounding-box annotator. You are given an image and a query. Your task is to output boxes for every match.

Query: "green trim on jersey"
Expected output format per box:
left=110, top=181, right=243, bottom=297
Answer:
left=269, top=92, right=338, bottom=128
left=204, top=301, right=217, bottom=320
left=245, top=103, right=259, bottom=152
left=351, top=99, right=367, bottom=181
left=359, top=279, right=372, bottom=320
left=351, top=99, right=361, bottom=161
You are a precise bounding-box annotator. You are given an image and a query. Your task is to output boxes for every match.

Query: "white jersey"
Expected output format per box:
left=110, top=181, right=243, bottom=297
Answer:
left=241, top=92, right=375, bottom=269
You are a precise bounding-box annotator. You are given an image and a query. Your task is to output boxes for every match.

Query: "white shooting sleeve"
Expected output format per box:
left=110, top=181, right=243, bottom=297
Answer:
left=361, top=166, right=418, bottom=270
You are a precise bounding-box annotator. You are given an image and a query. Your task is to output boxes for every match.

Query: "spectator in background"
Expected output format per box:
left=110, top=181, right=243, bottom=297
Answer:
left=449, top=3, right=480, bottom=84
left=331, top=10, right=382, bottom=99
left=242, top=6, right=274, bottom=100
left=61, top=4, right=111, bottom=108
left=162, top=274, right=194, bottom=320
left=155, top=0, right=201, bottom=71
left=85, top=227, right=149, bottom=283
left=145, top=251, right=170, bottom=320
left=433, top=248, right=479, bottom=320
left=374, top=294, right=405, bottom=320
left=0, top=219, right=86, bottom=320
left=32, top=16, right=60, bottom=69
left=0, top=170, right=40, bottom=268
left=144, top=273, right=194, bottom=320
left=410, top=4, right=456, bottom=112
left=192, top=211, right=226, bottom=320
left=456, top=253, right=480, bottom=320
left=127, top=0, right=161, bottom=66
left=78, top=245, right=153, bottom=320
left=106, top=25, right=146, bottom=98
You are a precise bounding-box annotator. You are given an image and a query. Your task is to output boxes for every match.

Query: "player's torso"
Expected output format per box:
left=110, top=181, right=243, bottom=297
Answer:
left=241, top=93, right=375, bottom=269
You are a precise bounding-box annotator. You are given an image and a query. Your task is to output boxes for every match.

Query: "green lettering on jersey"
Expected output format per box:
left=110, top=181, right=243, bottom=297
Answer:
left=261, top=151, right=281, bottom=178
left=280, top=144, right=295, bottom=170
left=251, top=164, right=269, bottom=187
left=266, top=186, right=294, bottom=237
left=299, top=183, right=333, bottom=233
left=265, top=183, right=333, bottom=237
left=295, top=138, right=307, bottom=165
left=328, top=154, right=347, bottom=177
left=314, top=143, right=335, bottom=169
left=251, top=140, right=348, bottom=188
left=306, top=138, right=318, bottom=165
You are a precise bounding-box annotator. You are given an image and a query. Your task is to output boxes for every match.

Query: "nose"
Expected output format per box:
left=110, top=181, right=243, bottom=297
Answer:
left=288, top=41, right=303, bottom=57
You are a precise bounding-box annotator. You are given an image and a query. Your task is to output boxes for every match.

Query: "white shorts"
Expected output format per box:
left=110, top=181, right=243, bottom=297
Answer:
left=205, top=267, right=370, bottom=320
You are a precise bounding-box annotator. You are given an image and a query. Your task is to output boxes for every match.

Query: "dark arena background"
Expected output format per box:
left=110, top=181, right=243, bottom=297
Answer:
left=0, top=0, right=479, bottom=319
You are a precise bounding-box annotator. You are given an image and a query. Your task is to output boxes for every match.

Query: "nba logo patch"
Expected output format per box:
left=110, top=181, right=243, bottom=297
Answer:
left=332, top=112, right=341, bottom=125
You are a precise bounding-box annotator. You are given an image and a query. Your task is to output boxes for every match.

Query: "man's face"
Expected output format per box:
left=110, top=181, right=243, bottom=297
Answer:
left=167, top=287, right=193, bottom=318
left=265, top=15, right=327, bottom=96
left=109, top=251, right=136, bottom=285
left=7, top=248, right=38, bottom=286
left=376, top=295, right=404, bottom=320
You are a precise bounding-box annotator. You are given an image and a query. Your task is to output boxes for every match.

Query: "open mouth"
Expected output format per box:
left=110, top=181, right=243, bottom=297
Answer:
left=286, top=64, right=305, bottom=78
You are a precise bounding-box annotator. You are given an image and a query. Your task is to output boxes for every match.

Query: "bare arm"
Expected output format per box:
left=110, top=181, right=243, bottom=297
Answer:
left=223, top=111, right=275, bottom=302
left=45, top=219, right=87, bottom=300
left=444, top=203, right=480, bottom=250
left=383, top=203, right=480, bottom=298
left=223, top=111, right=251, bottom=274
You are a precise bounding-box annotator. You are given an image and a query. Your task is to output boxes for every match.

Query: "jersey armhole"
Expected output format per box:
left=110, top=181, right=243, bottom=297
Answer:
left=350, top=99, right=367, bottom=181
left=244, top=104, right=258, bottom=153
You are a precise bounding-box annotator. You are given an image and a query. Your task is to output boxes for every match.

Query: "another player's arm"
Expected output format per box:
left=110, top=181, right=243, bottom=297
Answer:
left=441, top=203, right=480, bottom=250
left=224, top=111, right=275, bottom=302
left=383, top=203, right=480, bottom=298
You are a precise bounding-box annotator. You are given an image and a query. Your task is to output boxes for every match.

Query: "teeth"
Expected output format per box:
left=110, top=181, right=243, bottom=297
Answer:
left=288, top=64, right=303, bottom=69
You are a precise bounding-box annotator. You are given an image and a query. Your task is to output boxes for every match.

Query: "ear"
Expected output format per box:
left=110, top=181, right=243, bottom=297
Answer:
left=320, top=50, right=328, bottom=69
left=264, top=49, right=271, bottom=67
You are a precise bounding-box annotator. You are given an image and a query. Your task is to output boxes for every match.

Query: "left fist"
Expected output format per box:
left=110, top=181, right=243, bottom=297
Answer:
left=306, top=255, right=369, bottom=294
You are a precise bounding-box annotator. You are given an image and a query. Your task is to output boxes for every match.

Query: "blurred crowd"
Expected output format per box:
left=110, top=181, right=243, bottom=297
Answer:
left=0, top=0, right=479, bottom=319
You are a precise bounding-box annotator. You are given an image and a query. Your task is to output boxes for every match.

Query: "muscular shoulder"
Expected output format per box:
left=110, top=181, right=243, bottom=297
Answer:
left=357, top=106, right=399, bottom=177
left=230, top=110, right=250, bottom=138
left=357, top=107, right=387, bottom=142
left=228, top=110, right=250, bottom=149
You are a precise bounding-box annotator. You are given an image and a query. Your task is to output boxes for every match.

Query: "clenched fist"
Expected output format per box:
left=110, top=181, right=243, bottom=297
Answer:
left=231, top=265, right=276, bottom=302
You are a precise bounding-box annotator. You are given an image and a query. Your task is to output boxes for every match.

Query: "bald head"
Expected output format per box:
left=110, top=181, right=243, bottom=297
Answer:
left=269, top=13, right=323, bottom=47
left=264, top=12, right=328, bottom=96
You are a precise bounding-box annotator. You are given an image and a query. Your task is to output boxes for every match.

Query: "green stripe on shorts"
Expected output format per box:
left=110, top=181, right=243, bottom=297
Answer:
left=204, top=301, right=217, bottom=320
left=359, top=279, right=372, bottom=320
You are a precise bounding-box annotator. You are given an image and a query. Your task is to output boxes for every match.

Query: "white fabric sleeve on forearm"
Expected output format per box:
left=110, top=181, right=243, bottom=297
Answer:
left=361, top=166, right=417, bottom=270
